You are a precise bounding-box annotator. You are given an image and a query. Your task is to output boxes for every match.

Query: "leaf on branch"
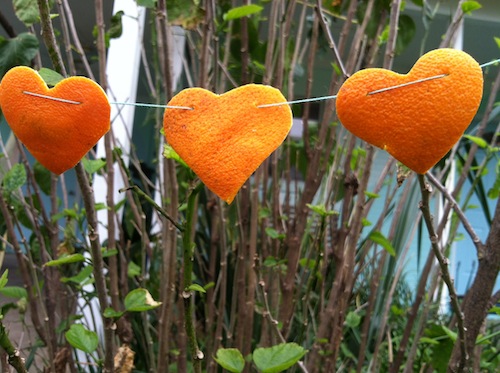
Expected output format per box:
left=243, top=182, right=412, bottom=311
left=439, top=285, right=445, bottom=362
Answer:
left=124, top=288, right=161, bottom=312
left=0, top=33, right=39, bottom=79
left=252, top=342, right=307, bottom=373
left=214, top=348, right=245, bottom=373
left=461, top=1, right=482, bottom=15
left=224, top=5, right=264, bottom=21
left=13, top=0, right=40, bottom=26
left=65, top=324, right=99, bottom=354
left=368, top=231, right=396, bottom=257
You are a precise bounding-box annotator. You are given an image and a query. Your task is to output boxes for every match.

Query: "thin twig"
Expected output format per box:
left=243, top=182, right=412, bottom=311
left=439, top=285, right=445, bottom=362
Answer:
left=418, top=174, right=468, bottom=371
left=259, top=282, right=309, bottom=373
left=426, top=172, right=485, bottom=257
left=315, top=1, right=347, bottom=78
left=36, top=0, right=66, bottom=75
left=119, top=185, right=184, bottom=232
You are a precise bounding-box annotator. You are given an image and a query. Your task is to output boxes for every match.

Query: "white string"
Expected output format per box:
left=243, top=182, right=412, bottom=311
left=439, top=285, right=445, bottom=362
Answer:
left=20, top=57, right=499, bottom=109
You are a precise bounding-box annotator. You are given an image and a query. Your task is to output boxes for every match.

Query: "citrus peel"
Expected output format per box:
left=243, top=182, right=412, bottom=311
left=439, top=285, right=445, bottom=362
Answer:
left=163, top=84, right=293, bottom=203
left=336, top=48, right=483, bottom=174
left=0, top=66, right=110, bottom=174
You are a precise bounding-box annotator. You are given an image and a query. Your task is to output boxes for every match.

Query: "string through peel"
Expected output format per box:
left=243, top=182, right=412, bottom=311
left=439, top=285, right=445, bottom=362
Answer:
left=18, top=58, right=499, bottom=109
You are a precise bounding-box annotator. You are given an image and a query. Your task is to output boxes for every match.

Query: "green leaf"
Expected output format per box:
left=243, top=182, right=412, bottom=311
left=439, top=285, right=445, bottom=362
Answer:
left=495, top=37, right=500, bottom=49
left=65, top=324, right=99, bottom=353
left=188, top=284, right=206, bottom=294
left=345, top=311, right=361, bottom=328
left=61, top=266, right=94, bottom=285
left=0, top=33, right=39, bottom=79
left=0, top=286, right=27, bottom=299
left=364, top=191, right=379, bottom=199
left=461, top=1, right=482, bottom=14
left=103, top=307, right=125, bottom=319
left=224, top=4, right=263, bottom=21
left=102, top=248, right=118, bottom=258
left=253, top=343, right=307, bottom=373
left=34, top=162, right=52, bottom=195
left=108, top=11, right=124, bottom=39
left=38, top=68, right=64, bottom=86
left=163, top=145, right=188, bottom=168
left=45, top=254, right=86, bottom=267
left=82, top=158, right=107, bottom=174
left=214, top=348, right=245, bottom=373
left=13, top=0, right=39, bottom=26
left=368, top=231, right=396, bottom=256
left=306, top=203, right=338, bottom=216
left=124, top=288, right=161, bottom=312
left=463, top=134, right=487, bottom=148
left=265, top=227, right=285, bottom=240
left=0, top=270, right=9, bottom=290
left=127, top=261, right=141, bottom=277
left=2, top=163, right=26, bottom=193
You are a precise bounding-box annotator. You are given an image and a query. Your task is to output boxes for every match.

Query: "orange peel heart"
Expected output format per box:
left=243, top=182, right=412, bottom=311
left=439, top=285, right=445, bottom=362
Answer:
left=163, top=84, right=293, bottom=203
left=0, top=66, right=110, bottom=174
left=336, top=48, right=483, bottom=174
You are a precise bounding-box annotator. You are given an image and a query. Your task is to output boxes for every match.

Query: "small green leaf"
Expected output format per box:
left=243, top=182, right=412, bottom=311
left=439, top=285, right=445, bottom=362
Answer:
left=103, top=307, right=125, bottom=319
left=82, top=158, right=107, bottom=174
left=253, top=343, right=307, bottom=373
left=214, top=348, right=245, bottom=373
left=461, top=1, right=482, bottom=14
left=224, top=4, right=263, bottom=21
left=463, top=134, right=487, bottom=148
left=0, top=286, right=27, bottom=299
left=368, top=231, right=396, bottom=257
left=13, top=0, right=39, bottom=26
left=495, top=37, right=500, bottom=49
left=127, top=261, right=141, bottom=277
left=38, top=68, right=64, bottom=86
left=102, top=248, right=118, bottom=258
left=345, top=311, right=361, bottom=328
left=265, top=227, right=285, bottom=240
left=364, top=191, right=379, bottom=199
left=65, top=324, right=99, bottom=353
left=306, top=203, right=338, bottom=217
left=61, top=266, right=94, bottom=285
left=163, top=145, right=188, bottom=168
left=45, top=254, right=86, bottom=267
left=2, top=164, right=26, bottom=193
left=124, top=288, right=161, bottom=312
left=0, top=270, right=8, bottom=289
left=188, top=284, right=206, bottom=294
left=108, top=11, right=124, bottom=39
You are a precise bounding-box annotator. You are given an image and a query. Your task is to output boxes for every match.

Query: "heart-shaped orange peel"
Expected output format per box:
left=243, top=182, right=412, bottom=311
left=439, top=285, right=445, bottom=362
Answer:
left=0, top=66, right=110, bottom=174
left=336, top=48, right=483, bottom=174
left=163, top=84, right=293, bottom=203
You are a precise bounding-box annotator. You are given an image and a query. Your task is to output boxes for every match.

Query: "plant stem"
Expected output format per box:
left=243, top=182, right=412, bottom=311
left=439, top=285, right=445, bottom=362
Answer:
left=120, top=185, right=184, bottom=232
left=182, top=184, right=203, bottom=372
left=74, top=162, right=114, bottom=371
left=0, top=321, right=27, bottom=373
left=417, top=174, right=467, bottom=371
left=36, top=0, right=66, bottom=75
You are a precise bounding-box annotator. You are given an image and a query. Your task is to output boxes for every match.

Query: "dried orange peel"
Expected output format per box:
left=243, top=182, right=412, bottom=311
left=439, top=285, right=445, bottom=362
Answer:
left=163, top=84, right=293, bottom=203
left=336, top=48, right=483, bottom=174
left=0, top=66, right=110, bottom=174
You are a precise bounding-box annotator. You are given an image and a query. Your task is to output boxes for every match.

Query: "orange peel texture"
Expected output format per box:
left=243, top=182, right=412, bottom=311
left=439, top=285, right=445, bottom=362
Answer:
left=0, top=66, right=110, bottom=174
left=163, top=84, right=293, bottom=203
left=336, top=48, right=483, bottom=174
